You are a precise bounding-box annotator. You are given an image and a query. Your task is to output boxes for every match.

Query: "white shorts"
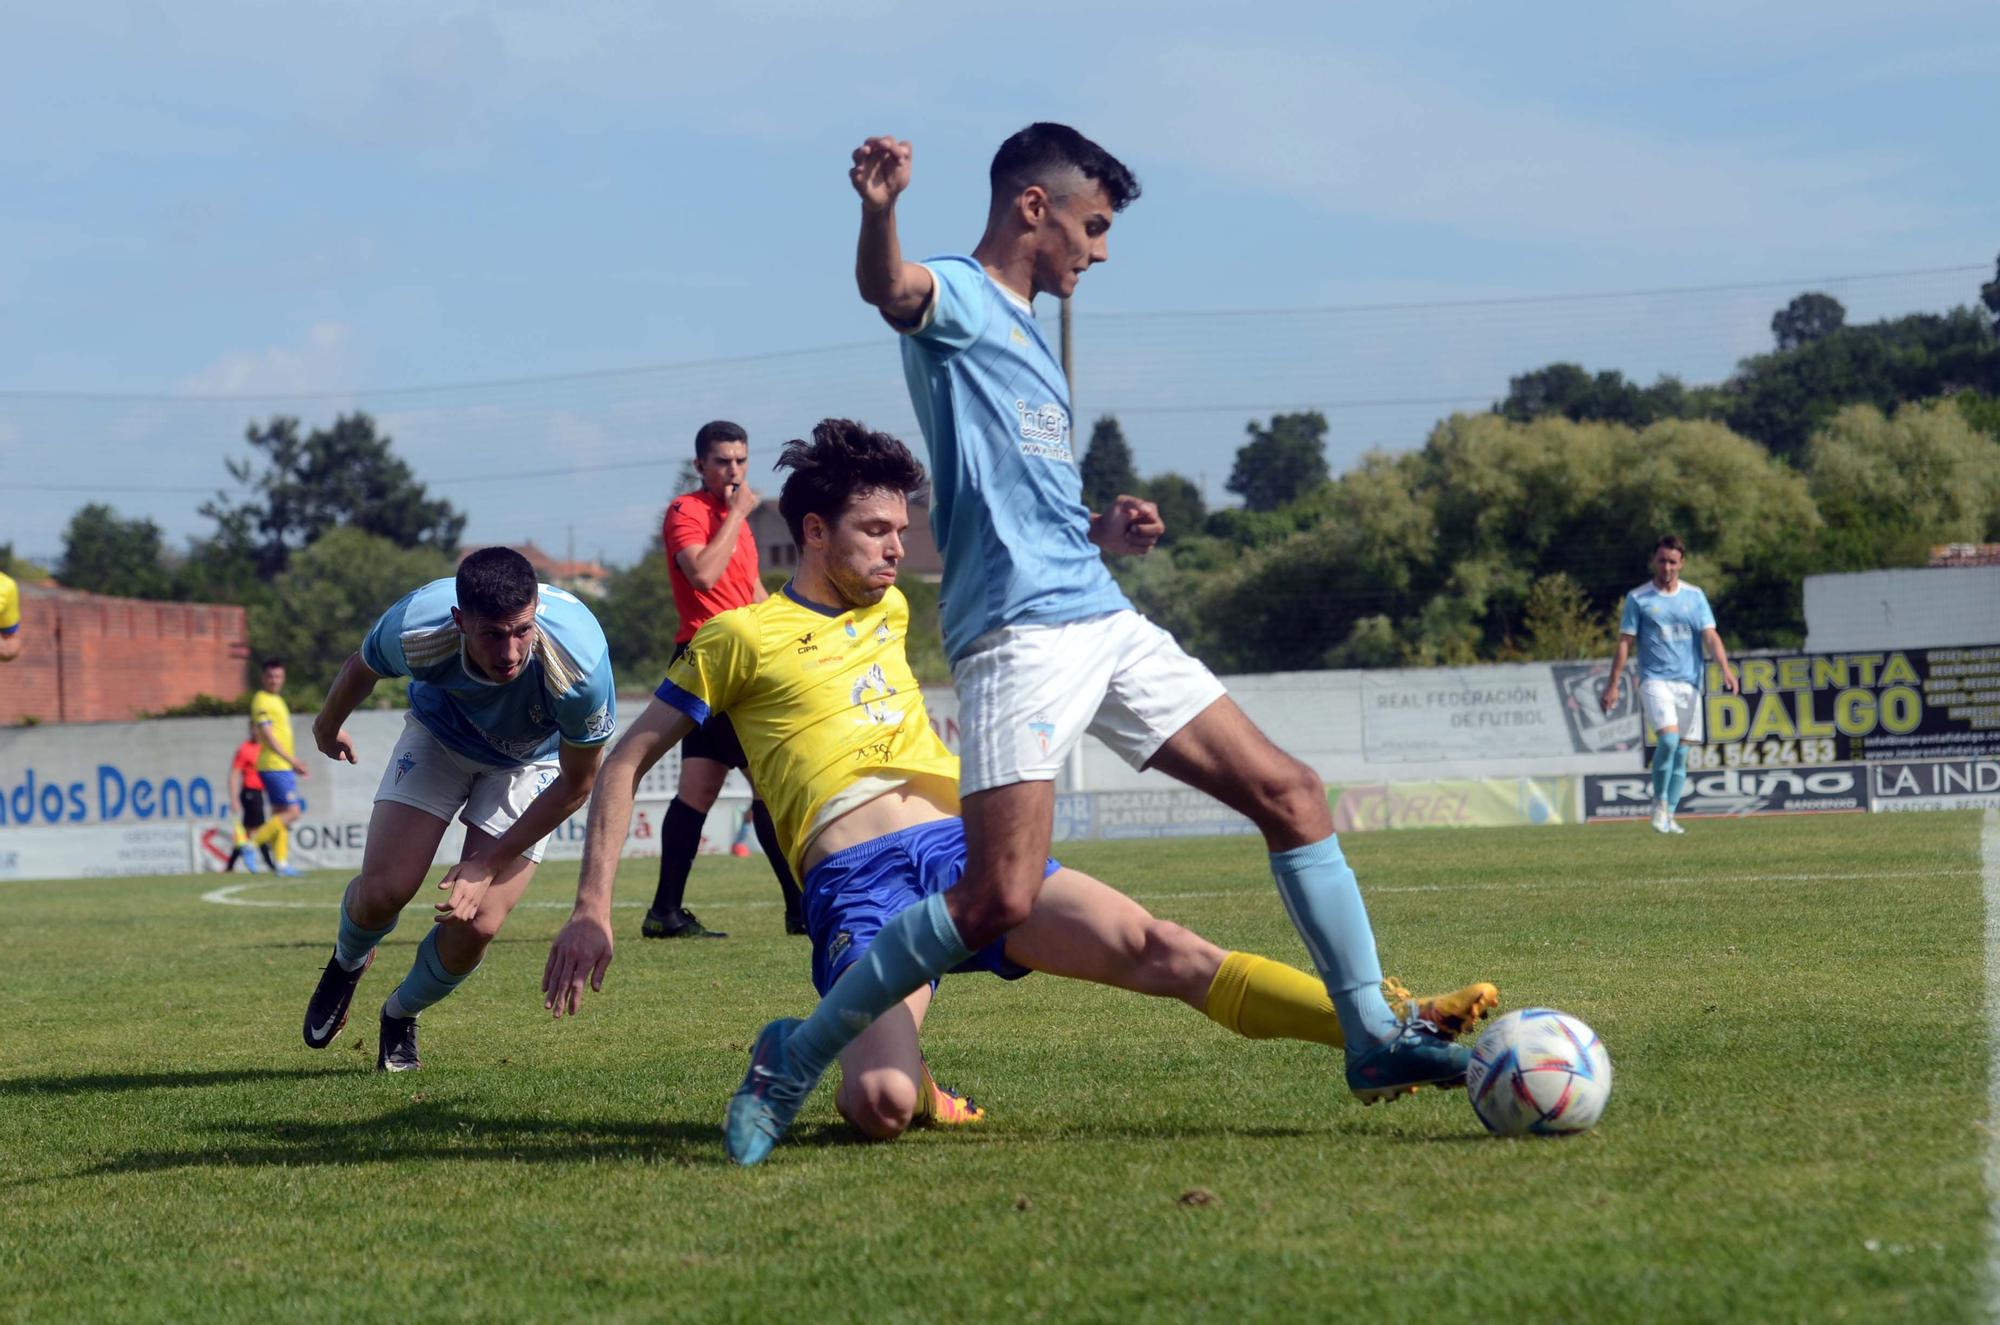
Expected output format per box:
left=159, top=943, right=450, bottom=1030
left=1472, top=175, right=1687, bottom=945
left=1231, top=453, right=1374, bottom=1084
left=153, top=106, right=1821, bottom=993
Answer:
left=954, top=610, right=1227, bottom=795
left=374, top=713, right=561, bottom=863
left=1639, top=679, right=1704, bottom=743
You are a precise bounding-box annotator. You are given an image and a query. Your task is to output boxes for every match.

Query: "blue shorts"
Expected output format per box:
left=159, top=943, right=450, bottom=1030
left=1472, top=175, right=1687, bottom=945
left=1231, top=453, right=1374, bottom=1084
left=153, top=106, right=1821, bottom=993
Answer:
left=803, top=818, right=1057, bottom=996
left=259, top=769, right=301, bottom=811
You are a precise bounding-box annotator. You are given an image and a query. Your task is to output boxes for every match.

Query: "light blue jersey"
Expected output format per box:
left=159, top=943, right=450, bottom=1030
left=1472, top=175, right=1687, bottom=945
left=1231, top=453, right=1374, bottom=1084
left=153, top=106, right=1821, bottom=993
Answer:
left=361, top=579, right=616, bottom=766
left=1619, top=581, right=1716, bottom=687
left=898, top=255, right=1130, bottom=663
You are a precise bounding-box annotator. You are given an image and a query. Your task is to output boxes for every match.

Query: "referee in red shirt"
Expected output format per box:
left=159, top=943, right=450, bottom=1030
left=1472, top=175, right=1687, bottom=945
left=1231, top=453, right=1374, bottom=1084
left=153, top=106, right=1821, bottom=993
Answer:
left=641, top=420, right=805, bottom=939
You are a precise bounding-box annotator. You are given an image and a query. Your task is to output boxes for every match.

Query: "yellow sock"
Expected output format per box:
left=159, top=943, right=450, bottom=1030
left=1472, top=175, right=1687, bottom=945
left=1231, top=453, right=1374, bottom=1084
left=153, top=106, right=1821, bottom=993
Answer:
left=1203, top=951, right=1344, bottom=1049
left=232, top=823, right=248, bottom=847
left=272, top=820, right=290, bottom=866
left=249, top=818, right=285, bottom=849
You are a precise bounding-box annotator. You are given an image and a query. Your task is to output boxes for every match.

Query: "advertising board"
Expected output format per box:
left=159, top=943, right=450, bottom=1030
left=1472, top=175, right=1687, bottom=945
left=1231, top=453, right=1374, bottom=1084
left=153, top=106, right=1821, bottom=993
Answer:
left=1671, top=646, right=2000, bottom=771
left=1583, top=764, right=1870, bottom=821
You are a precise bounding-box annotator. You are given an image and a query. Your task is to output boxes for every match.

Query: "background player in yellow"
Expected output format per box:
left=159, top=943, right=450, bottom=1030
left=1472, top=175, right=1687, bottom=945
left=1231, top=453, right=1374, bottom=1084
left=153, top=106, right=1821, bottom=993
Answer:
left=245, top=656, right=307, bottom=876
left=542, top=420, right=1497, bottom=1145
left=0, top=569, right=22, bottom=662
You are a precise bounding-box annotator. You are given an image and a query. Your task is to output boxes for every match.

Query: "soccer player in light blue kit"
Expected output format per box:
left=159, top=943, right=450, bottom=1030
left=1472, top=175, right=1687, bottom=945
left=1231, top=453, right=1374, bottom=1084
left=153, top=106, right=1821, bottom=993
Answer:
left=1600, top=534, right=1739, bottom=835
left=300, top=547, right=616, bottom=1070
left=724, top=124, right=1494, bottom=1165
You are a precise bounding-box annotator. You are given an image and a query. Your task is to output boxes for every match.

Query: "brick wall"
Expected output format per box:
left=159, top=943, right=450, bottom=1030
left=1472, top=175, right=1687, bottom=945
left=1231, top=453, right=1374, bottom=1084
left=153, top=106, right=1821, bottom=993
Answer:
left=0, top=586, right=250, bottom=725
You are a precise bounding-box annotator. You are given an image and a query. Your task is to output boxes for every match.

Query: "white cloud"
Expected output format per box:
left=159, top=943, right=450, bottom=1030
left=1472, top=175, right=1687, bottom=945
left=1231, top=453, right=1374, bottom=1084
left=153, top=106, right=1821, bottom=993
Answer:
left=1091, top=39, right=1921, bottom=255
left=176, top=321, right=356, bottom=396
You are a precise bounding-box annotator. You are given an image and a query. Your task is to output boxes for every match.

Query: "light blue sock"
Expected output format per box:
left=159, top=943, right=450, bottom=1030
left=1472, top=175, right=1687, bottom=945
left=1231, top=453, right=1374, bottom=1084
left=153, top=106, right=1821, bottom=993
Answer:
left=1270, top=836, right=1400, bottom=1048
left=1667, top=740, right=1692, bottom=808
left=1651, top=730, right=1681, bottom=803
left=335, top=894, right=398, bottom=971
left=786, top=891, right=971, bottom=1081
left=383, top=928, right=475, bottom=1019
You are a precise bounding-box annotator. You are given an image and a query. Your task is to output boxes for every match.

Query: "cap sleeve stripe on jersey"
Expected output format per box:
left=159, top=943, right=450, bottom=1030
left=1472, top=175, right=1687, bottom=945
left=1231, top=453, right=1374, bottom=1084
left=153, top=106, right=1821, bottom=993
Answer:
left=654, top=679, right=711, bottom=727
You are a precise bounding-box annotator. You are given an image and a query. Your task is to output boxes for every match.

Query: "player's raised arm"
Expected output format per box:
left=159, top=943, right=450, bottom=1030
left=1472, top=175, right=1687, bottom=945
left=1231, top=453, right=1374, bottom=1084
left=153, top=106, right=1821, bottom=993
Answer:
left=1088, top=494, right=1165, bottom=557
left=542, top=697, right=697, bottom=1018
left=852, top=135, right=935, bottom=327
left=313, top=651, right=382, bottom=764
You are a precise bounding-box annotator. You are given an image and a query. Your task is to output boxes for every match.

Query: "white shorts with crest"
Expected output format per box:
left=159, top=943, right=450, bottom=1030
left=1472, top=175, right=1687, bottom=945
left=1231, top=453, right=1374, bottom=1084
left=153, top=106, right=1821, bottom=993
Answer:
left=373, top=713, right=562, bottom=863
left=953, top=610, right=1226, bottom=796
left=1639, top=678, right=1704, bottom=743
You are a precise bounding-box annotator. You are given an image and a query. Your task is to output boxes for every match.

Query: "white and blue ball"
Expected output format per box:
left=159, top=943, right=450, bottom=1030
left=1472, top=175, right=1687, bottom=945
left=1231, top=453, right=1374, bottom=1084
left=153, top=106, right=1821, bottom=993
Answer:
left=1465, top=1008, right=1612, bottom=1137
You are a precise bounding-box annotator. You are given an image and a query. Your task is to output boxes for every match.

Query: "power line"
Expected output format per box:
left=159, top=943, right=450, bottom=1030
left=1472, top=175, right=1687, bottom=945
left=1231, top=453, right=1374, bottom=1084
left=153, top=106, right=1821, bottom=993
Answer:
left=7, top=391, right=1512, bottom=493
left=0, top=262, right=1980, bottom=405
left=1084, top=263, right=1989, bottom=320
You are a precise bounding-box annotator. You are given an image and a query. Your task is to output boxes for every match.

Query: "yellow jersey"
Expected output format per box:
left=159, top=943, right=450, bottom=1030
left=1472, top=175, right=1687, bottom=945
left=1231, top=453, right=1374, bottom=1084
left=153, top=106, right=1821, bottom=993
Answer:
left=658, top=584, right=957, bottom=878
left=0, top=571, right=19, bottom=637
left=250, top=689, right=295, bottom=773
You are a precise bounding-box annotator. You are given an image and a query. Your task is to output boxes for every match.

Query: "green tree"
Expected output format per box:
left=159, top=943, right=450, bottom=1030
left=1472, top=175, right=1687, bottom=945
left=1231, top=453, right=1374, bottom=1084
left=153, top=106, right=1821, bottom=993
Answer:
left=1520, top=572, right=1616, bottom=661
left=1141, top=472, right=1206, bottom=544
left=1953, top=389, right=2000, bottom=441
left=1190, top=449, right=1434, bottom=670
left=1982, top=252, right=2000, bottom=335
left=1078, top=415, right=1139, bottom=511
left=1771, top=292, right=1846, bottom=351
left=0, top=543, right=51, bottom=583
left=248, top=527, right=454, bottom=709
left=1227, top=411, right=1330, bottom=512
left=204, top=412, right=466, bottom=581
left=1497, top=365, right=1714, bottom=428
left=1724, top=306, right=2000, bottom=459
left=56, top=503, right=174, bottom=599
left=1807, top=401, right=2000, bottom=568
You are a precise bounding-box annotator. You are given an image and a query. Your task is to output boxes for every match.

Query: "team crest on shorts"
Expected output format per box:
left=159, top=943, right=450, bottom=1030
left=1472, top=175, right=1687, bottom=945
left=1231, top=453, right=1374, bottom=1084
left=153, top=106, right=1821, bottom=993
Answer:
left=1027, top=715, right=1056, bottom=756
left=394, top=752, right=416, bottom=784
left=827, top=931, right=852, bottom=965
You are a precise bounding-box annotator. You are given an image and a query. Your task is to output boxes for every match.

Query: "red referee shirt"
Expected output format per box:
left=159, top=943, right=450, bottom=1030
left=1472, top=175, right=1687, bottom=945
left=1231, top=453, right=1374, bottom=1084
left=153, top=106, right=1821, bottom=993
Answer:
left=664, top=489, right=762, bottom=643
left=231, top=740, right=265, bottom=792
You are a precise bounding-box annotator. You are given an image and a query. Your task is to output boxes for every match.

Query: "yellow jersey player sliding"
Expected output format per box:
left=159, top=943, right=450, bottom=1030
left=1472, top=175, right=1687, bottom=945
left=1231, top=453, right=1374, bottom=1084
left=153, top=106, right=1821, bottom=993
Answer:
left=543, top=419, right=1497, bottom=1146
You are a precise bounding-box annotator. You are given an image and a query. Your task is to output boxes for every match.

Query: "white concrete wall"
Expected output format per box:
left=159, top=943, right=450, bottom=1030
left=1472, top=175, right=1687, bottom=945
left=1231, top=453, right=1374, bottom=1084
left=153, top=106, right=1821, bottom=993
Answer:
left=1805, top=566, right=2000, bottom=652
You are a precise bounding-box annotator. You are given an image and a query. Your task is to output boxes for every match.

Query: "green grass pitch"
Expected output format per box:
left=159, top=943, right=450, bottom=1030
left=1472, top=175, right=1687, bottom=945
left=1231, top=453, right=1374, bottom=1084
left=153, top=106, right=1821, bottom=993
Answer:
left=1, top=811, right=1989, bottom=1322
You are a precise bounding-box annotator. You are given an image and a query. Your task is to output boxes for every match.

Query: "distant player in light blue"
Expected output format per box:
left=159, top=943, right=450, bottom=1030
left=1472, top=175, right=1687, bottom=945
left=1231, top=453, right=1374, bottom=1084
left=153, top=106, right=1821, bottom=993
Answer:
left=1600, top=534, right=1739, bottom=835
left=300, top=547, right=616, bottom=1071
left=723, top=124, right=1493, bottom=1165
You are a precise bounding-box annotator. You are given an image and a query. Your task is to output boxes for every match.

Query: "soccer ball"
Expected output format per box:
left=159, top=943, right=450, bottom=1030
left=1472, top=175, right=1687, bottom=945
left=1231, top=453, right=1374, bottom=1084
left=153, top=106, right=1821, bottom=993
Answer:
left=1465, top=1008, right=1612, bottom=1137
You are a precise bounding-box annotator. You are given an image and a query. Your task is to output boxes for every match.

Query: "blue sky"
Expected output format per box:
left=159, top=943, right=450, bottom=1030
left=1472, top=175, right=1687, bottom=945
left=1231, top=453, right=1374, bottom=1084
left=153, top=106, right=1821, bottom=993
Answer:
left=4, top=1, right=1996, bottom=567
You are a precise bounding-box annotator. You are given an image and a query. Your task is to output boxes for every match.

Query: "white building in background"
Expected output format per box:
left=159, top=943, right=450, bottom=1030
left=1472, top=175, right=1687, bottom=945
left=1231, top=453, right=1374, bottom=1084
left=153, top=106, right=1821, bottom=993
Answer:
left=1804, top=552, right=2000, bottom=652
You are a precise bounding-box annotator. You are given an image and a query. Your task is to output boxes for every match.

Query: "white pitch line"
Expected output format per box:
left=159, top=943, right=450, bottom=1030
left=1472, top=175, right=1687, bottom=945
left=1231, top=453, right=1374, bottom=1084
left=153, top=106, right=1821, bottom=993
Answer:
left=198, top=879, right=656, bottom=911
left=1983, top=809, right=2000, bottom=1322
left=198, top=865, right=1973, bottom=912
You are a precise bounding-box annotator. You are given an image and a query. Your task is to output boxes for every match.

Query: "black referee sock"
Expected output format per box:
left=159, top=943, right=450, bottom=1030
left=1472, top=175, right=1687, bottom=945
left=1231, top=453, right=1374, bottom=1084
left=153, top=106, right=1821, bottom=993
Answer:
left=649, top=797, right=708, bottom=919
left=751, top=799, right=803, bottom=919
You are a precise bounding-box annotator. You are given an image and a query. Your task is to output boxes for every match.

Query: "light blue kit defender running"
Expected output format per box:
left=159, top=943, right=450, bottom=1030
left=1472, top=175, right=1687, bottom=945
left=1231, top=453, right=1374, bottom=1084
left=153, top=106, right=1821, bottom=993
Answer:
left=898, top=254, right=1131, bottom=663
left=362, top=578, right=617, bottom=764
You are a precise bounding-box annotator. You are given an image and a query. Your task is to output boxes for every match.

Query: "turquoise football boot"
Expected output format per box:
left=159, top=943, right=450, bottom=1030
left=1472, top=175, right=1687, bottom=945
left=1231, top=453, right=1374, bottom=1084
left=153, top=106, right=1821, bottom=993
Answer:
left=1345, top=1018, right=1472, bottom=1104
left=724, top=1017, right=815, bottom=1166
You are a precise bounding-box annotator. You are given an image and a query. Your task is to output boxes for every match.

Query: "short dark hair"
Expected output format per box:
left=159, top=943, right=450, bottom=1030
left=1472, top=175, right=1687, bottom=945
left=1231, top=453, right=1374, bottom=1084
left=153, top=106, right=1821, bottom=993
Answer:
left=260, top=656, right=285, bottom=671
left=776, top=420, right=928, bottom=546
left=695, top=420, right=748, bottom=460
left=990, top=122, right=1140, bottom=213
left=1655, top=534, right=1687, bottom=556
left=456, top=547, right=539, bottom=620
